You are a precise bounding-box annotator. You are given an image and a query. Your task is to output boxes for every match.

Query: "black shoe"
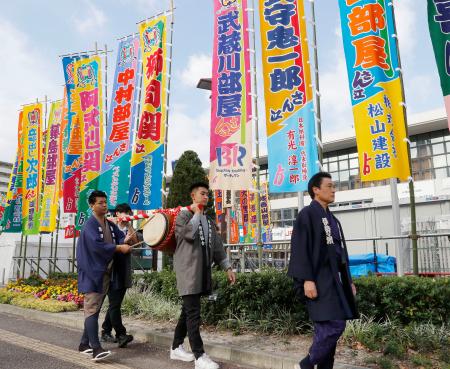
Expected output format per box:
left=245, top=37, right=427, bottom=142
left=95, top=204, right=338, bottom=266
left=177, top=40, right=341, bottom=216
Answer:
left=92, top=347, right=112, bottom=361
left=117, top=334, right=134, bottom=348
left=78, top=343, right=93, bottom=355
left=299, top=355, right=314, bottom=369
left=101, top=332, right=117, bottom=343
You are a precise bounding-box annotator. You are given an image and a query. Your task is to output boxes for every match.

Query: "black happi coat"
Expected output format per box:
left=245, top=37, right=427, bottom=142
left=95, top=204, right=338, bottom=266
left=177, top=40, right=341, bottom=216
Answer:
left=288, top=200, right=358, bottom=321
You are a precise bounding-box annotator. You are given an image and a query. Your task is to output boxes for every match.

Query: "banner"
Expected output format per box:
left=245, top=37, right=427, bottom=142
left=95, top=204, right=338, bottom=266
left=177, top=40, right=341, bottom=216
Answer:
left=239, top=190, right=249, bottom=240
left=259, top=0, right=318, bottom=193
left=428, top=0, right=450, bottom=129
left=214, top=189, right=224, bottom=223
left=22, top=103, right=42, bottom=235
left=74, top=56, right=103, bottom=228
left=3, top=112, right=24, bottom=232
left=210, top=0, right=253, bottom=190
left=338, top=0, right=410, bottom=181
left=99, top=36, right=140, bottom=209
left=1, top=151, right=19, bottom=231
left=62, top=56, right=86, bottom=213
left=40, top=101, right=63, bottom=232
left=129, top=16, right=168, bottom=210
left=260, top=182, right=271, bottom=242
left=59, top=90, right=69, bottom=199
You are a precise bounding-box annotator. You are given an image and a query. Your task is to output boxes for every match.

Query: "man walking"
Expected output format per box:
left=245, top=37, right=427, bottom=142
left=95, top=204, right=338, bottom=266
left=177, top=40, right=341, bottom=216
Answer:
left=288, top=172, right=358, bottom=369
left=77, top=190, right=131, bottom=361
left=101, top=203, right=139, bottom=348
left=170, top=182, right=236, bottom=369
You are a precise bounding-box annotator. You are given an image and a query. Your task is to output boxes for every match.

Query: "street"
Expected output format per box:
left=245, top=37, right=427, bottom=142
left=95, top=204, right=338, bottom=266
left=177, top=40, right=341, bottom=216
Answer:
left=0, top=312, right=255, bottom=369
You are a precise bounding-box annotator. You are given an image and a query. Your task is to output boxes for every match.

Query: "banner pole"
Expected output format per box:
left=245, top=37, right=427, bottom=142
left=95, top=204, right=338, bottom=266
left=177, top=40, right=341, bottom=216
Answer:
left=310, top=0, right=323, bottom=164
left=162, top=0, right=175, bottom=209
left=104, top=44, right=109, bottom=131
left=390, top=1, right=418, bottom=274
left=22, top=236, right=28, bottom=278
left=52, top=206, right=60, bottom=275
left=249, top=0, right=263, bottom=268
left=37, top=95, right=48, bottom=276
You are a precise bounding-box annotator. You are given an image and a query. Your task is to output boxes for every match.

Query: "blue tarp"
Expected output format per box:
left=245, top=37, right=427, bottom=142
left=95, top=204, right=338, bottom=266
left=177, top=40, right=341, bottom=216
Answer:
left=348, top=253, right=396, bottom=277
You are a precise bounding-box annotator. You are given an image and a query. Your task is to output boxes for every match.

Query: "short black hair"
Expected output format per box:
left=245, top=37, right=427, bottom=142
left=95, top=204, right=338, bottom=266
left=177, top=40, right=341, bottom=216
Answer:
left=88, top=190, right=107, bottom=205
left=308, top=172, right=332, bottom=200
left=189, top=181, right=209, bottom=193
left=114, top=203, right=132, bottom=215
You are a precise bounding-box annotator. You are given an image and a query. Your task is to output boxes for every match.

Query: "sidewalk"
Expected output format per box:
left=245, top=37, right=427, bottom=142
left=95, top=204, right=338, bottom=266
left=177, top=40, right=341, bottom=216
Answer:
left=0, top=304, right=369, bottom=369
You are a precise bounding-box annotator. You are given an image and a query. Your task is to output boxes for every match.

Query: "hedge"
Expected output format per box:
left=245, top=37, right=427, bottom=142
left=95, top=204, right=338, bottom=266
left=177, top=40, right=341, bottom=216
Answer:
left=135, top=269, right=450, bottom=330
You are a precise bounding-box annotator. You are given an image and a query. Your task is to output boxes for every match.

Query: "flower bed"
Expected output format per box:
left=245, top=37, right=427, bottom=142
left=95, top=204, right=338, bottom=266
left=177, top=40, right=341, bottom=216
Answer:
left=3, top=273, right=83, bottom=311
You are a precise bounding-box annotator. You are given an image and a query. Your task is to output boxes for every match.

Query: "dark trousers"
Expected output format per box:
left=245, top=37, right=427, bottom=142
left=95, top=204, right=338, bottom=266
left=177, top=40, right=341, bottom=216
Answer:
left=81, top=311, right=102, bottom=349
left=309, top=320, right=346, bottom=366
left=101, top=288, right=127, bottom=337
left=172, top=294, right=204, bottom=359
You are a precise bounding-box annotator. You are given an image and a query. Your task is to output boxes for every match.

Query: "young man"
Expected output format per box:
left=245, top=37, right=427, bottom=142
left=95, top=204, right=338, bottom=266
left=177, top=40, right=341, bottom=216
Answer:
left=288, top=172, right=358, bottom=369
left=170, top=182, right=236, bottom=369
left=76, top=191, right=132, bottom=361
left=101, top=203, right=139, bottom=348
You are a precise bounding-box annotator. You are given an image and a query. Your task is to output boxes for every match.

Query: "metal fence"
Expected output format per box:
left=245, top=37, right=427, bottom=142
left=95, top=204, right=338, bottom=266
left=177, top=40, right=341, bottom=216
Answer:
left=224, top=233, right=450, bottom=275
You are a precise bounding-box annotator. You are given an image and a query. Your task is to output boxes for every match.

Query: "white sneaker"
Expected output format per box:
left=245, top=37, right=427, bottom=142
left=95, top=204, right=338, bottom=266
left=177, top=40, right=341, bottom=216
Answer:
left=170, top=344, right=195, bottom=362
left=195, top=354, right=219, bottom=369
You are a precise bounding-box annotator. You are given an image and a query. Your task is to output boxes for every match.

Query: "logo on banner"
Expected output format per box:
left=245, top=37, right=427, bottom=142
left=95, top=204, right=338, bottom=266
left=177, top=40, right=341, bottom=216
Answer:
left=76, top=64, right=96, bottom=88
left=119, top=43, right=137, bottom=66
left=143, top=27, right=161, bottom=51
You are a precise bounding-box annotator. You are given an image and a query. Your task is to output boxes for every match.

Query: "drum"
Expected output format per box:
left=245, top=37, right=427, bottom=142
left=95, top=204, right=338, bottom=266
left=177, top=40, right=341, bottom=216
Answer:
left=141, top=209, right=179, bottom=254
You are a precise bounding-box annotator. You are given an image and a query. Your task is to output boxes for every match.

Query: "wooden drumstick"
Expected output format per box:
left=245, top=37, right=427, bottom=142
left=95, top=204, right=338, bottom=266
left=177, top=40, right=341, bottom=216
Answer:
left=130, top=240, right=146, bottom=248
left=124, top=214, right=155, bottom=241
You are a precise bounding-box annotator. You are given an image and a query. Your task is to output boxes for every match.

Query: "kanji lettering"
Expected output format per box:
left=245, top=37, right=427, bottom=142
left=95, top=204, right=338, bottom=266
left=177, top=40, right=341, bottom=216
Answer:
left=218, top=53, right=240, bottom=73
left=217, top=94, right=241, bottom=117
left=370, top=120, right=386, bottom=134
left=146, top=48, right=163, bottom=79
left=267, top=25, right=298, bottom=49
left=433, top=0, right=450, bottom=33
left=218, top=31, right=241, bottom=55
left=218, top=11, right=241, bottom=34
left=113, top=104, right=131, bottom=123
left=375, top=153, right=391, bottom=169
left=264, top=0, right=296, bottom=26
left=118, top=68, right=135, bottom=85
left=109, top=122, right=130, bottom=142
left=218, top=72, right=242, bottom=95
left=270, top=66, right=302, bottom=92
left=348, top=3, right=386, bottom=36
left=115, top=84, right=134, bottom=105
left=372, top=136, right=389, bottom=151
left=79, top=89, right=99, bottom=112
left=145, top=79, right=161, bottom=107
left=138, top=111, right=162, bottom=141
left=352, top=35, right=389, bottom=70
left=367, top=102, right=384, bottom=118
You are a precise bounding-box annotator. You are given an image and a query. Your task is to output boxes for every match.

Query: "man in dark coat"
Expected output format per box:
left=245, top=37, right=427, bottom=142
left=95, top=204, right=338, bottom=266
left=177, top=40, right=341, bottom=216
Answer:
left=77, top=190, right=132, bottom=361
left=101, top=203, right=140, bottom=348
left=288, top=172, right=358, bottom=369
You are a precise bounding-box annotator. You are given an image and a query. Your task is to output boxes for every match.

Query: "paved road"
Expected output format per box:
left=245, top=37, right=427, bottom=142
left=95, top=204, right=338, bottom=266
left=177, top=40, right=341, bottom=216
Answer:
left=0, top=312, right=255, bottom=369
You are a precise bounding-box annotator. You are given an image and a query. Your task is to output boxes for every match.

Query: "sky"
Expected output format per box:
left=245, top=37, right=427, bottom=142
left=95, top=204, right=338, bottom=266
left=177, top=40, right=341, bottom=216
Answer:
left=0, top=0, right=444, bottom=173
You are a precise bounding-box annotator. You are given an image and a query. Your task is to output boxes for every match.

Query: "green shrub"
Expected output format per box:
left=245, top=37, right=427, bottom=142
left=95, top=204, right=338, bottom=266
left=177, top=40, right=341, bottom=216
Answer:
left=9, top=296, right=78, bottom=312
left=48, top=272, right=78, bottom=281
left=355, top=276, right=450, bottom=325
left=411, top=354, right=433, bottom=368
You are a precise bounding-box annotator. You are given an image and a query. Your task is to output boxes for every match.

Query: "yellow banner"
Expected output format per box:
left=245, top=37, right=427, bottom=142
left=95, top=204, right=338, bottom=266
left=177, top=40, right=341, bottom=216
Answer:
left=40, top=101, right=63, bottom=232
left=73, top=55, right=104, bottom=190
left=22, top=103, right=42, bottom=235
left=354, top=80, right=410, bottom=181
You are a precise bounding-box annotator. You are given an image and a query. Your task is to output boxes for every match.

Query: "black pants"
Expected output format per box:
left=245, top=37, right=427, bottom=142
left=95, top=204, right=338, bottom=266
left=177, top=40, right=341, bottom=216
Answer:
left=172, top=294, right=204, bottom=359
left=101, top=288, right=127, bottom=337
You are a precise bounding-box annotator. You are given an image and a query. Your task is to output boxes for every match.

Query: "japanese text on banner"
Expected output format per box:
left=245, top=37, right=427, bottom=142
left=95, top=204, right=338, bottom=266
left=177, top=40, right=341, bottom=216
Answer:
left=40, top=101, right=63, bottom=232
left=74, top=56, right=104, bottom=228
left=129, top=16, right=167, bottom=210
left=259, top=0, right=318, bottom=193
left=22, top=103, right=42, bottom=235
left=99, top=36, right=141, bottom=209
left=210, top=0, right=253, bottom=191
left=338, top=0, right=410, bottom=181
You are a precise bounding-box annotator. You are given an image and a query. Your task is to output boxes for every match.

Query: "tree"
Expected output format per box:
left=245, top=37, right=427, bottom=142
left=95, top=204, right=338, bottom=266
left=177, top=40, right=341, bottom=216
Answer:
left=167, top=150, right=215, bottom=219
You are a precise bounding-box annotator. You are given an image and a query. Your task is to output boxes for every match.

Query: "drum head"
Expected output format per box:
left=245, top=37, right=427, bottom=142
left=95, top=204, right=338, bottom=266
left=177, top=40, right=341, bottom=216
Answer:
left=142, top=213, right=169, bottom=246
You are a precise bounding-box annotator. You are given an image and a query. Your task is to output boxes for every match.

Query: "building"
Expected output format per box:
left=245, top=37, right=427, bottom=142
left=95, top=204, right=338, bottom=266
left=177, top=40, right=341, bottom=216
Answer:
left=0, top=161, right=13, bottom=196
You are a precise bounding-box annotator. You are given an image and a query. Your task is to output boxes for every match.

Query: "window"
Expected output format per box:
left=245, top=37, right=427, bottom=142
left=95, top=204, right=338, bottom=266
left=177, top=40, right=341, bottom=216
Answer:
left=329, top=162, right=338, bottom=171
left=282, top=209, right=292, bottom=220
left=349, top=158, right=359, bottom=168
left=435, top=168, right=448, bottom=179
left=339, top=160, right=349, bottom=170
left=432, top=143, right=445, bottom=155
left=433, top=155, right=447, bottom=168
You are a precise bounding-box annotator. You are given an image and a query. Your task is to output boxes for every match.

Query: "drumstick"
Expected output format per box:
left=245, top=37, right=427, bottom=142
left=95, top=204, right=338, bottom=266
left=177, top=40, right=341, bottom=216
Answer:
left=130, top=240, right=146, bottom=248
left=125, top=214, right=155, bottom=240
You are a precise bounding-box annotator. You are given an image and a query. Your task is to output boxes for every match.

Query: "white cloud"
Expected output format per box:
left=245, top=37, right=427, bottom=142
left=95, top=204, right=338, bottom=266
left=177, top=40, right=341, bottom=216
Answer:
left=179, top=53, right=212, bottom=88
left=166, top=103, right=211, bottom=173
left=319, top=28, right=354, bottom=135
left=0, top=18, right=61, bottom=163
left=394, top=0, right=418, bottom=58
left=72, top=0, right=107, bottom=34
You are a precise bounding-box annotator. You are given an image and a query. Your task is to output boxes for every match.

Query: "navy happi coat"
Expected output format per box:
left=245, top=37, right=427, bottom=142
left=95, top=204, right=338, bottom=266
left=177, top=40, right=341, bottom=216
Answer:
left=77, top=215, right=125, bottom=294
left=288, top=200, right=358, bottom=321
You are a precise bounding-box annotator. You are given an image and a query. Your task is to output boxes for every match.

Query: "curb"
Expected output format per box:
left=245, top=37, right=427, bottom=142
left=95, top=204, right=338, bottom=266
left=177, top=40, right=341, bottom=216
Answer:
left=0, top=304, right=368, bottom=369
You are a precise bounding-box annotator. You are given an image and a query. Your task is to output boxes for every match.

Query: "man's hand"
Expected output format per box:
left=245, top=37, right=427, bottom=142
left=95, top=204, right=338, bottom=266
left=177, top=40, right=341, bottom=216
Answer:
left=351, top=283, right=357, bottom=296
left=190, top=203, right=203, bottom=214
left=116, top=244, right=132, bottom=254
left=227, top=268, right=236, bottom=285
left=304, top=280, right=318, bottom=299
